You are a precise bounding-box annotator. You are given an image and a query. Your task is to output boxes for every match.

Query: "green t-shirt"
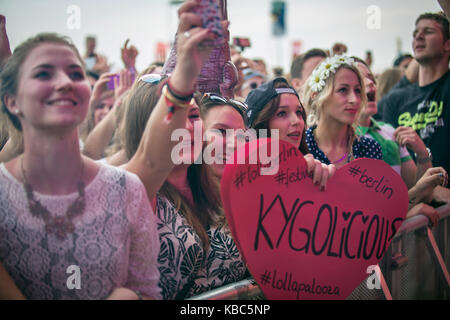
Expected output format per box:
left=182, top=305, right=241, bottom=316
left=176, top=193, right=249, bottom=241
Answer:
left=357, top=118, right=412, bottom=175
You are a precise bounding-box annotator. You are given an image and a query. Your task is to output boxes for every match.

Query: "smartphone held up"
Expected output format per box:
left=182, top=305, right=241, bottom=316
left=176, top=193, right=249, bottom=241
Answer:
left=106, top=71, right=135, bottom=91
left=193, top=0, right=225, bottom=47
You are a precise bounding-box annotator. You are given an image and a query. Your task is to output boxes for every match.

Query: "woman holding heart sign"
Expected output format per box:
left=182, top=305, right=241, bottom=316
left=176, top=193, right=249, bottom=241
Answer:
left=245, top=77, right=336, bottom=191
left=302, top=55, right=383, bottom=167
left=121, top=1, right=247, bottom=300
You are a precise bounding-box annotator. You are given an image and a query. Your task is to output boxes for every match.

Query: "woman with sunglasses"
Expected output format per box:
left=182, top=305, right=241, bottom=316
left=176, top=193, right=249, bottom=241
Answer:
left=117, top=7, right=246, bottom=299
left=245, top=77, right=336, bottom=190
left=121, top=76, right=247, bottom=299
left=199, top=93, right=248, bottom=179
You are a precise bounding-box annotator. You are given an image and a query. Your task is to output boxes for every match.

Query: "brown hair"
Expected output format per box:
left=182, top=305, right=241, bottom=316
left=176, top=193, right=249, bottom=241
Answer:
left=199, top=94, right=247, bottom=124
left=290, top=48, right=328, bottom=80
left=250, top=79, right=309, bottom=154
left=104, top=91, right=130, bottom=157
left=376, top=68, right=403, bottom=101
left=124, top=79, right=222, bottom=249
left=0, top=33, right=84, bottom=131
left=123, top=78, right=166, bottom=160
left=416, top=12, right=449, bottom=40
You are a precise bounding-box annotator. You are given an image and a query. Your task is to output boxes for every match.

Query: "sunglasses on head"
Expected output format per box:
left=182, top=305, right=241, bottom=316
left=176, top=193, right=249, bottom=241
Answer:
left=202, top=93, right=248, bottom=110
left=138, top=73, right=170, bottom=84
left=201, top=93, right=249, bottom=124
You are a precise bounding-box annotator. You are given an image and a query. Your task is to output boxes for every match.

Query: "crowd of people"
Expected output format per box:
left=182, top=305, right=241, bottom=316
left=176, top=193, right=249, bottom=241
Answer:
left=0, top=0, right=449, bottom=300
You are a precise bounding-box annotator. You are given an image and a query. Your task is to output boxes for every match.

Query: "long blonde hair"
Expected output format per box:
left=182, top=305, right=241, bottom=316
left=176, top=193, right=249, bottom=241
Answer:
left=302, top=63, right=366, bottom=128
left=302, top=63, right=366, bottom=150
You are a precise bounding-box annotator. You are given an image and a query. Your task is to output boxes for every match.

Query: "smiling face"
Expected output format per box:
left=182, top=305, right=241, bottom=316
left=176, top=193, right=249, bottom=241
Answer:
left=175, top=103, right=203, bottom=165
left=8, top=43, right=91, bottom=133
left=321, top=67, right=362, bottom=126
left=268, top=93, right=305, bottom=148
left=203, top=104, right=246, bottom=178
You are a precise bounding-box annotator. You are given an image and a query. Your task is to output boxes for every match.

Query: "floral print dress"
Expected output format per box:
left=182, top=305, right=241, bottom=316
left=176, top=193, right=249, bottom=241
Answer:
left=154, top=194, right=246, bottom=300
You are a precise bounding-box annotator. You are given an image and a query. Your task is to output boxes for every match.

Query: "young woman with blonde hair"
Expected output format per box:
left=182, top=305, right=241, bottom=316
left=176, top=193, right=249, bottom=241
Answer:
left=302, top=55, right=383, bottom=167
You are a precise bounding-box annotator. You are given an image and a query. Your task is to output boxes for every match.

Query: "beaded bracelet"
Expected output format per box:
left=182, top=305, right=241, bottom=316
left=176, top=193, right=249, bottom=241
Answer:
left=167, top=79, right=195, bottom=102
left=162, top=85, right=194, bottom=122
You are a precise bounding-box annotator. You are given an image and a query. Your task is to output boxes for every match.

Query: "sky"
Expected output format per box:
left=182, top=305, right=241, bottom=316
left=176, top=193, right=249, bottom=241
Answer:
left=1, top=0, right=443, bottom=75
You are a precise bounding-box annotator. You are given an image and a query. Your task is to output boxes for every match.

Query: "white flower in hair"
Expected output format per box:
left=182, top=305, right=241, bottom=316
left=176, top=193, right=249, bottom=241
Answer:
left=308, top=68, right=326, bottom=93
left=321, top=56, right=339, bottom=77
left=307, top=55, right=356, bottom=93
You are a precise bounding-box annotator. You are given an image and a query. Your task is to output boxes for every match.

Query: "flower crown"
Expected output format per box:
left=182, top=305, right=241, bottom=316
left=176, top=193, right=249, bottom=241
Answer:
left=307, top=55, right=356, bottom=93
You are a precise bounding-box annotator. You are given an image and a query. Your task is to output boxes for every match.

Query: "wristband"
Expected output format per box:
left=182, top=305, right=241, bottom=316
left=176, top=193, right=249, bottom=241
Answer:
left=162, top=85, right=194, bottom=109
left=167, top=79, right=195, bottom=102
left=415, top=148, right=432, bottom=164
left=162, top=85, right=194, bottom=123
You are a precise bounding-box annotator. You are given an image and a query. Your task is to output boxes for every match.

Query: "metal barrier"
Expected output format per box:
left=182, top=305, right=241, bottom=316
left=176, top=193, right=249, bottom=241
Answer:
left=189, top=204, right=450, bottom=300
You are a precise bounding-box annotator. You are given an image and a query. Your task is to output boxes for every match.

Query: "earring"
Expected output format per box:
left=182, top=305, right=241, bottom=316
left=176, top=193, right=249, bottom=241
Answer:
left=14, top=109, right=21, bottom=116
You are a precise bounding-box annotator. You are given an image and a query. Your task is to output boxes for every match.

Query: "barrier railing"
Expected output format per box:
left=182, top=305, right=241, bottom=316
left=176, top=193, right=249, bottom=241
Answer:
left=189, top=204, right=450, bottom=300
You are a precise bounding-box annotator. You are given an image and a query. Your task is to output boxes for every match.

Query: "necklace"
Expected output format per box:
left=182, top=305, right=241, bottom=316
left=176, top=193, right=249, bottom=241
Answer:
left=314, top=126, right=354, bottom=165
left=21, top=156, right=86, bottom=241
left=331, top=152, right=348, bottom=164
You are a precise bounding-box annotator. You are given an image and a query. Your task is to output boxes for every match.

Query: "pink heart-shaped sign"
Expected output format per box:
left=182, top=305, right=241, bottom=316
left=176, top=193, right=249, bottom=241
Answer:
left=221, top=139, right=408, bottom=300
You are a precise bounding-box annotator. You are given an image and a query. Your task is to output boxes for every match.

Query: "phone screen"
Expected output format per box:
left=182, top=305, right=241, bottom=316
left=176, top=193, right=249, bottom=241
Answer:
left=84, top=57, right=96, bottom=71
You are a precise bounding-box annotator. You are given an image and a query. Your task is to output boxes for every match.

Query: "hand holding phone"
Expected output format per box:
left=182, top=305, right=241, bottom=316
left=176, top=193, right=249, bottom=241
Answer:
left=193, top=0, right=225, bottom=46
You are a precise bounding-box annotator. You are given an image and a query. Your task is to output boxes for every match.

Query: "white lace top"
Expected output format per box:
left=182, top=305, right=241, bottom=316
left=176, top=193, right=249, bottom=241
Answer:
left=0, top=163, right=161, bottom=300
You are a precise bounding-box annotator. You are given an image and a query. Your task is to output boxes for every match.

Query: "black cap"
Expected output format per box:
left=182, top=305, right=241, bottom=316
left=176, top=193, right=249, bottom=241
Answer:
left=245, top=77, right=299, bottom=128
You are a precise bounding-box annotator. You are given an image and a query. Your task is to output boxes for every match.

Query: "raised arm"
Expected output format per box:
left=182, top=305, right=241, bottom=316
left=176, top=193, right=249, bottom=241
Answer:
left=0, top=15, right=12, bottom=68
left=82, top=70, right=132, bottom=160
left=394, top=126, right=432, bottom=183
left=123, top=0, right=221, bottom=201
